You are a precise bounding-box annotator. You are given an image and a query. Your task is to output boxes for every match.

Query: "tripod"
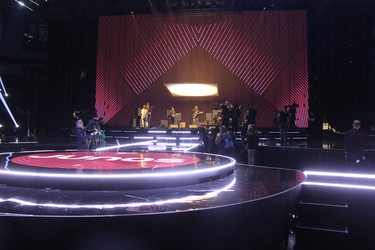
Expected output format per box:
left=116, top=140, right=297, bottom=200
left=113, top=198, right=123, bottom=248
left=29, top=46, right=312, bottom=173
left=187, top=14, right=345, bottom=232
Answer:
left=26, top=111, right=37, bottom=141
left=87, top=132, right=99, bottom=149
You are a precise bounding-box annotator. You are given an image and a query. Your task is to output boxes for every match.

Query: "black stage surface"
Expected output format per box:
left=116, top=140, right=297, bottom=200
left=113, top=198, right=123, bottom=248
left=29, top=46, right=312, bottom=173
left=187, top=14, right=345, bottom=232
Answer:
left=0, top=129, right=304, bottom=250
left=2, top=127, right=375, bottom=249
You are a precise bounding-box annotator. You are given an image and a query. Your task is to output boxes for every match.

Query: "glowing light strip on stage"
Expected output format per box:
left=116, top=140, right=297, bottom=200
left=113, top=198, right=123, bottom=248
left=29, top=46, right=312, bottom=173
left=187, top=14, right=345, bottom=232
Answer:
left=148, top=130, right=167, bottom=134
left=0, top=177, right=236, bottom=210
left=0, top=150, right=56, bottom=155
left=304, top=171, right=375, bottom=179
left=155, top=143, right=176, bottom=146
left=303, top=181, right=375, bottom=191
left=172, top=131, right=191, bottom=134
left=183, top=143, right=201, bottom=153
left=180, top=137, right=200, bottom=140
left=0, top=155, right=236, bottom=179
left=134, top=136, right=154, bottom=140
left=303, top=171, right=375, bottom=190
left=95, top=140, right=157, bottom=152
left=148, top=145, right=167, bottom=151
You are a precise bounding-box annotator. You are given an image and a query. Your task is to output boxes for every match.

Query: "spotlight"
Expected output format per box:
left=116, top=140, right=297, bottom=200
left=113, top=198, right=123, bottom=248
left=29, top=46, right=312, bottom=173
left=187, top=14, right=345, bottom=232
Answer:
left=27, top=0, right=39, bottom=6
left=0, top=76, right=8, bottom=97
left=14, top=0, right=33, bottom=11
left=0, top=91, right=19, bottom=128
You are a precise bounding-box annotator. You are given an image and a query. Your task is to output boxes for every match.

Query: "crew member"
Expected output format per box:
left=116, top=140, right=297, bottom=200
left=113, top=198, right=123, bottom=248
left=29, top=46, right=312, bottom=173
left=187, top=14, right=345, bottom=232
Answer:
left=168, top=106, right=177, bottom=126
left=75, top=119, right=88, bottom=150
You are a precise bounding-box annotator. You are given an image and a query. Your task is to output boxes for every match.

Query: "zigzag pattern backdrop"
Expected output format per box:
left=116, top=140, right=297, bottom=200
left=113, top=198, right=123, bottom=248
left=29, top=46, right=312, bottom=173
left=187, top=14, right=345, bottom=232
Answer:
left=96, top=10, right=308, bottom=127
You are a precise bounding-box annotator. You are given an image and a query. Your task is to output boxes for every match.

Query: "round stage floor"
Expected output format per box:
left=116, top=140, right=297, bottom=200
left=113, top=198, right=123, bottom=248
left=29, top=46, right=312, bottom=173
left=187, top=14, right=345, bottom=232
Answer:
left=0, top=149, right=304, bottom=217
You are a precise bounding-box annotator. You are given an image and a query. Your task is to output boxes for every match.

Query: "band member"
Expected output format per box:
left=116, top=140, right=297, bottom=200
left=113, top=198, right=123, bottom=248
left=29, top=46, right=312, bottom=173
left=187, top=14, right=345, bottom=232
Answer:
left=221, top=101, right=231, bottom=127
left=141, top=104, right=149, bottom=128
left=146, top=102, right=154, bottom=127
left=192, top=105, right=202, bottom=125
left=289, top=101, right=299, bottom=128
left=168, top=106, right=177, bottom=126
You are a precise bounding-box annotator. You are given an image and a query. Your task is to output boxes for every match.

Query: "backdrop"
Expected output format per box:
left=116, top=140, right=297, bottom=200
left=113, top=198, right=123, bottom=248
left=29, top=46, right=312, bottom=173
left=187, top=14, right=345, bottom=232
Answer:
left=95, top=10, right=308, bottom=128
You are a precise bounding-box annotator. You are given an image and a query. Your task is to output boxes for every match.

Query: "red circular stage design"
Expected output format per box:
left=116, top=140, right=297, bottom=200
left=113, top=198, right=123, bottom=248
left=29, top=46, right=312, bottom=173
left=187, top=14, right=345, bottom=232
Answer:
left=11, top=152, right=200, bottom=170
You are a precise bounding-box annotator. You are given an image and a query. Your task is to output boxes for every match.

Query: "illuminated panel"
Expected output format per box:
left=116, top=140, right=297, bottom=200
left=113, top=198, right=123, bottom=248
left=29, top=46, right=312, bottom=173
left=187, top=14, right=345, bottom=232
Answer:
left=165, top=83, right=218, bottom=97
left=96, top=11, right=308, bottom=127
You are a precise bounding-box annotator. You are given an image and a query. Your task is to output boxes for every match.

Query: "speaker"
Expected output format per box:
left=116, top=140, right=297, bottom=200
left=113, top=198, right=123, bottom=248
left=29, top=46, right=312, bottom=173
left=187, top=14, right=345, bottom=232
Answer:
left=179, top=122, right=186, bottom=129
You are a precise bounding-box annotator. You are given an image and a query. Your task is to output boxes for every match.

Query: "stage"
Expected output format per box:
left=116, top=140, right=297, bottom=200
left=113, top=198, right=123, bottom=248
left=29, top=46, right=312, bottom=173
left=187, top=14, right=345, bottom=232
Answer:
left=0, top=142, right=304, bottom=249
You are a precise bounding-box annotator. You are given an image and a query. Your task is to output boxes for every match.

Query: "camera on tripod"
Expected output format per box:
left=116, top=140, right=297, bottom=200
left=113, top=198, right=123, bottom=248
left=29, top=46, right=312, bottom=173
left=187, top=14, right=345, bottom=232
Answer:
left=86, top=117, right=104, bottom=149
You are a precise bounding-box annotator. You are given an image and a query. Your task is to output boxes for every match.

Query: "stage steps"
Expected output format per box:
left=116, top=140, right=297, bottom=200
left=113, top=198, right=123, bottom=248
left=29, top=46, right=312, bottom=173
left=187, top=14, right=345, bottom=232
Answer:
left=295, top=191, right=351, bottom=250
left=295, top=172, right=375, bottom=250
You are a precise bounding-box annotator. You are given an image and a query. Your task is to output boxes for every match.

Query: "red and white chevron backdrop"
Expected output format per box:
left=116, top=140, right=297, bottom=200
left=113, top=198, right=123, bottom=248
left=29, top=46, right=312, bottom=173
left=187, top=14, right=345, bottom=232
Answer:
left=96, top=10, right=308, bottom=127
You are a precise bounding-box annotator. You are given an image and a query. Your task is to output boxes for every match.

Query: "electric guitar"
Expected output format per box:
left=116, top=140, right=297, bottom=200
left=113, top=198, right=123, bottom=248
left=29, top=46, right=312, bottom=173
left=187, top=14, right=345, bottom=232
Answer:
left=168, top=113, right=181, bottom=119
left=192, top=111, right=203, bottom=119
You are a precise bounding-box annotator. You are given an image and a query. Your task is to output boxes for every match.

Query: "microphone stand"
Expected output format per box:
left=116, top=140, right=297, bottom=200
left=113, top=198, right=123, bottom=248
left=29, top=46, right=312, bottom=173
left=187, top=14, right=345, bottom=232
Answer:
left=26, top=111, right=31, bottom=141
left=26, top=111, right=36, bottom=141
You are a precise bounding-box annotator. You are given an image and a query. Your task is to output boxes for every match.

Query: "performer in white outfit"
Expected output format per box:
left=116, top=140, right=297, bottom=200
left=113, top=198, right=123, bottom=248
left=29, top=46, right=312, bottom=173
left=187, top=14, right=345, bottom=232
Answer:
left=140, top=104, right=149, bottom=128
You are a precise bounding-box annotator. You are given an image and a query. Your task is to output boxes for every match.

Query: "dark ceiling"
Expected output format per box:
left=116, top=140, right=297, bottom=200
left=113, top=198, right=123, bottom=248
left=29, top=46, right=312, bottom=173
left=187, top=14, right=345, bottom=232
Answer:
left=9, top=0, right=374, bottom=22
left=20, top=0, right=310, bottom=20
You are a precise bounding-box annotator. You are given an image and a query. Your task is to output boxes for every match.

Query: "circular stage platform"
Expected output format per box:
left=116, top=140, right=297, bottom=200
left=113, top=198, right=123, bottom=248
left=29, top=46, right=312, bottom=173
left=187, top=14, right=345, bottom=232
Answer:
left=0, top=150, right=304, bottom=217
left=0, top=147, right=305, bottom=249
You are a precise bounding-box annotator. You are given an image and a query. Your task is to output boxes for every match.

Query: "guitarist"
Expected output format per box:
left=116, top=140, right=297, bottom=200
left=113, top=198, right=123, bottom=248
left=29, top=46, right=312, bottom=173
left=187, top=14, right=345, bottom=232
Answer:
left=191, top=105, right=203, bottom=125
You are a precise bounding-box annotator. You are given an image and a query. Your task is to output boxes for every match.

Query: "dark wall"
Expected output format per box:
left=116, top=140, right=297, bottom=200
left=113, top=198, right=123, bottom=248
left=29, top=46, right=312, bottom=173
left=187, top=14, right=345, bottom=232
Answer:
left=46, top=18, right=98, bottom=131
left=2, top=1, right=375, bottom=135
left=308, top=1, right=375, bottom=133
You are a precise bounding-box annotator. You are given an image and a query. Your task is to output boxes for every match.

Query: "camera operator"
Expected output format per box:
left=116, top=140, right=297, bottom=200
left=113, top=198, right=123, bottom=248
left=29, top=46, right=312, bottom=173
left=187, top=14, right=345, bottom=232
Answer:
left=75, top=119, right=90, bottom=150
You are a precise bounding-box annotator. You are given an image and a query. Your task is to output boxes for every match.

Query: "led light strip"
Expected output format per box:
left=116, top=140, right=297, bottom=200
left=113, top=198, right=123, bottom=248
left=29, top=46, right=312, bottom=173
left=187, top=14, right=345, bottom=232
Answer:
left=148, top=130, right=167, bottom=134
left=303, top=181, right=375, bottom=191
left=0, top=156, right=235, bottom=179
left=183, top=143, right=200, bottom=153
left=304, top=170, right=375, bottom=190
left=304, top=171, right=375, bottom=179
left=95, top=140, right=157, bottom=152
left=0, top=178, right=236, bottom=210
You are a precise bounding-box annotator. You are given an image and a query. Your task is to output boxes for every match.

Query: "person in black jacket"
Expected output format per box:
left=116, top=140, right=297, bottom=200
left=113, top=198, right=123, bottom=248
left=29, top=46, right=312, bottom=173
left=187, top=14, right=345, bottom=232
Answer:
left=344, top=120, right=366, bottom=169
left=75, top=119, right=89, bottom=150
left=244, top=124, right=260, bottom=165
left=278, top=106, right=289, bottom=143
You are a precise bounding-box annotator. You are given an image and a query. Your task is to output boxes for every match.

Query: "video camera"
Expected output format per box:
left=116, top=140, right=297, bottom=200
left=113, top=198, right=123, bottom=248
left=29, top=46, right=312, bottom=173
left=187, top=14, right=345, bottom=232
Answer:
left=86, top=117, right=103, bottom=132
